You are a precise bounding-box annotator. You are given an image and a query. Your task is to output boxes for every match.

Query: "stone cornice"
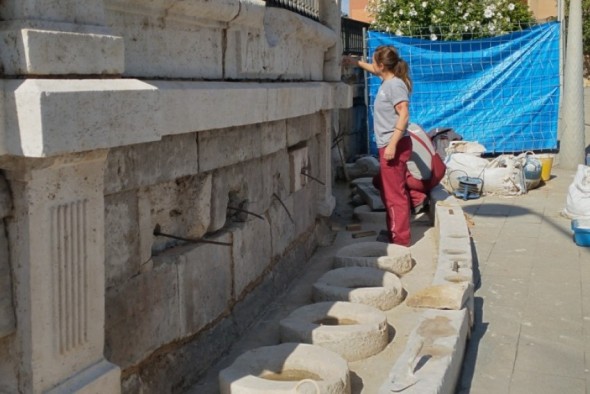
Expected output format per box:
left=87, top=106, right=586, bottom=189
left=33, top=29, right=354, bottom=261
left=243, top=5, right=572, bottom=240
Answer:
left=0, top=79, right=352, bottom=158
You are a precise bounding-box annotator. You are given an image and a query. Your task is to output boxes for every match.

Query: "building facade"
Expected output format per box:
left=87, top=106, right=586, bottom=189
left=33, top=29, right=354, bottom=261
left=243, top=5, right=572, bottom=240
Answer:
left=0, top=1, right=350, bottom=393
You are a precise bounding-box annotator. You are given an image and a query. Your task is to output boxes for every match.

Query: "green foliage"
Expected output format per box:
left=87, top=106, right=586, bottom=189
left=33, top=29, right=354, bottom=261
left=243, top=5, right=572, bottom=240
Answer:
left=565, top=0, right=590, bottom=55
left=367, top=0, right=535, bottom=40
left=563, top=0, right=590, bottom=76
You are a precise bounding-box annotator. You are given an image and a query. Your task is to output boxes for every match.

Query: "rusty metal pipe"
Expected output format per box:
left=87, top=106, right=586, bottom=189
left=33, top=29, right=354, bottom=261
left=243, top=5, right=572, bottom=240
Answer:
left=272, top=193, right=295, bottom=223
left=227, top=206, right=265, bottom=221
left=153, top=224, right=232, bottom=246
left=300, top=169, right=325, bottom=185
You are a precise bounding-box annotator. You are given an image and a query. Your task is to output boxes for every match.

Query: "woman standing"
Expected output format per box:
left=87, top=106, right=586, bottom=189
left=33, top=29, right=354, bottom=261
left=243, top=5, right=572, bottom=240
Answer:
left=344, top=46, right=413, bottom=246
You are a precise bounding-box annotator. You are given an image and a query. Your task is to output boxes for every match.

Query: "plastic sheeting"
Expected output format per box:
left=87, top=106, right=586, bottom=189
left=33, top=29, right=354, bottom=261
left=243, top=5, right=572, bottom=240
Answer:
left=367, top=22, right=561, bottom=155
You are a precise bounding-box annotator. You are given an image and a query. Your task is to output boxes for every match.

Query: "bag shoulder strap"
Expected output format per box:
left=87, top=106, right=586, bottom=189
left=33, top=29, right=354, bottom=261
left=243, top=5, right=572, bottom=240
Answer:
left=410, top=132, right=436, bottom=155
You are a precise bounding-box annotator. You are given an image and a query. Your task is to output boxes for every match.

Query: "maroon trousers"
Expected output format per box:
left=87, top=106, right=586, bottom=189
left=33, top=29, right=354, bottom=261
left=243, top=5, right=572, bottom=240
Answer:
left=375, top=136, right=413, bottom=246
left=406, top=174, right=430, bottom=208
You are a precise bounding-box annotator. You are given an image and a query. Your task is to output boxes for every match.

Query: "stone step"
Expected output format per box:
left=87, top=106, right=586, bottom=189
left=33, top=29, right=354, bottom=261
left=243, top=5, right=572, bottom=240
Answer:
left=356, top=182, right=385, bottom=211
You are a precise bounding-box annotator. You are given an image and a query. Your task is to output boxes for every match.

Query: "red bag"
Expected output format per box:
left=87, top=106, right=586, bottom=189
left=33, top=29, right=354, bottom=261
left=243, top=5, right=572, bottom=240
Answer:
left=429, top=150, right=447, bottom=188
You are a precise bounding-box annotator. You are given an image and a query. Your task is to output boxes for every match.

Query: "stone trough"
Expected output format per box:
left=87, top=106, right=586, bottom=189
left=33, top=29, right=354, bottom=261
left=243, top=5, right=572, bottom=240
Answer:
left=312, top=267, right=405, bottom=311
left=279, top=301, right=388, bottom=362
left=218, top=343, right=350, bottom=394
left=333, top=242, right=413, bottom=276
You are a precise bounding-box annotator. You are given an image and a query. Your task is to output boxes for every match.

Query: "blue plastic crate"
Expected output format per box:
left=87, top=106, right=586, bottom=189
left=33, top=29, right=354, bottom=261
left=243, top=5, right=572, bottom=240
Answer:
left=572, top=219, right=590, bottom=247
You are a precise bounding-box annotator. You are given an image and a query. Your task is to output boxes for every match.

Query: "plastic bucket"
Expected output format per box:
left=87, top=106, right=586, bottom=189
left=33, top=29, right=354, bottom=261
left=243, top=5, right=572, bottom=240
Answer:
left=537, top=154, right=554, bottom=181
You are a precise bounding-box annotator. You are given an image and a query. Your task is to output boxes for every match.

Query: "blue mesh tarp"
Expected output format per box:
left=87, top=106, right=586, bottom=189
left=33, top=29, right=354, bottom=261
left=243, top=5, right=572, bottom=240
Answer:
left=367, top=22, right=561, bottom=155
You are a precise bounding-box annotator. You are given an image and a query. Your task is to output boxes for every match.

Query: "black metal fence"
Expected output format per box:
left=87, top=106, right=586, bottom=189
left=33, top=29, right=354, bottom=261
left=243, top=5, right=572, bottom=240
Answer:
left=265, top=0, right=319, bottom=21
left=342, top=17, right=369, bottom=55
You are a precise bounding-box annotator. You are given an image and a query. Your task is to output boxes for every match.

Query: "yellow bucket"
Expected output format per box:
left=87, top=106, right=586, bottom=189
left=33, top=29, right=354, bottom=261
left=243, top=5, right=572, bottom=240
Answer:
left=538, top=154, right=554, bottom=181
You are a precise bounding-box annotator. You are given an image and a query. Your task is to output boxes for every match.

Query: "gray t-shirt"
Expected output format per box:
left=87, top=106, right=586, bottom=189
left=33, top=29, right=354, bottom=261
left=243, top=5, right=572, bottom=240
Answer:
left=373, top=77, right=409, bottom=148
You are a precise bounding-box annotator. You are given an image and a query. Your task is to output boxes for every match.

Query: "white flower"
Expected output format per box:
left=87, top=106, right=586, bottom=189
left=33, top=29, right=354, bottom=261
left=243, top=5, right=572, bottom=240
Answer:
left=409, top=9, right=417, bottom=16
left=462, top=12, right=469, bottom=20
left=421, top=1, right=428, bottom=8
left=439, top=10, right=445, bottom=15
left=396, top=29, right=403, bottom=36
left=430, top=33, right=438, bottom=41
left=399, top=9, right=404, bottom=15
left=508, top=3, right=515, bottom=11
left=484, top=8, right=494, bottom=18
left=488, top=23, right=496, bottom=32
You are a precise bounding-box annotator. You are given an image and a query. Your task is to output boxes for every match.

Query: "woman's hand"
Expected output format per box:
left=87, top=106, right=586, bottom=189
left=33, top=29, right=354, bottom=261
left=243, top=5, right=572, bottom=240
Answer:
left=343, top=56, right=378, bottom=75
left=383, top=144, right=397, bottom=161
left=342, top=55, right=359, bottom=67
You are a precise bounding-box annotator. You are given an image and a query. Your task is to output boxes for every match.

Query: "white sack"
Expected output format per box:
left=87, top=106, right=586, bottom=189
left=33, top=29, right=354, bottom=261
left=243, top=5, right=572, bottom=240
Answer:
left=563, top=164, right=590, bottom=219
left=446, top=141, right=486, bottom=156
left=445, top=153, right=526, bottom=196
left=482, top=155, right=526, bottom=196
left=444, top=153, right=489, bottom=186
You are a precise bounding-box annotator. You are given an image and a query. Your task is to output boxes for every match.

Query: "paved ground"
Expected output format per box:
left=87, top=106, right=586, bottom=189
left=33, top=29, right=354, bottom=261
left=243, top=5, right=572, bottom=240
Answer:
left=456, top=166, right=590, bottom=394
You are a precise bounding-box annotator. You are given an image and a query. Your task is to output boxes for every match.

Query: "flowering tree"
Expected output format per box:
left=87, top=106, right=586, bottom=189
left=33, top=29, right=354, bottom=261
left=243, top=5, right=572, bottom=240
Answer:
left=565, top=0, right=590, bottom=76
left=367, top=0, right=535, bottom=41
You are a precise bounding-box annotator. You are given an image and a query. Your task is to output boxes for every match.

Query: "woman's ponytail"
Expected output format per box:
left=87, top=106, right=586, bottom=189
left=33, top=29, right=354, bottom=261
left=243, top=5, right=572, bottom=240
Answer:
left=394, top=59, right=412, bottom=93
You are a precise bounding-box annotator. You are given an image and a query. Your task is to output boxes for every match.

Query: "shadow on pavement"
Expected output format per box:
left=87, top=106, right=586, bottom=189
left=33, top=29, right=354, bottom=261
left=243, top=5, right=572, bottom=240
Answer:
left=456, top=234, right=484, bottom=392
left=462, top=202, right=574, bottom=242
left=456, top=297, right=487, bottom=394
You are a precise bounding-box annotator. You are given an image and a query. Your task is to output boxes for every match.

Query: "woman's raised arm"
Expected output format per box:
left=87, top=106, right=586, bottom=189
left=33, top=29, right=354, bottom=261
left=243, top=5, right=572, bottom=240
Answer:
left=342, top=56, right=377, bottom=75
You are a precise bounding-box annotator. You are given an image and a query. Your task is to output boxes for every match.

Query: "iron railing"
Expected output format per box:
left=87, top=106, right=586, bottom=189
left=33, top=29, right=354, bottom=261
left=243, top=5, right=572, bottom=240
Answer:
left=342, top=17, right=369, bottom=55
left=265, top=0, right=320, bottom=21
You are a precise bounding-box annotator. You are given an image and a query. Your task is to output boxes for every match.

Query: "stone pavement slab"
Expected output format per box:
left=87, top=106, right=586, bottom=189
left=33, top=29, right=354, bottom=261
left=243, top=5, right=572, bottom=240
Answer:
left=457, top=167, right=590, bottom=394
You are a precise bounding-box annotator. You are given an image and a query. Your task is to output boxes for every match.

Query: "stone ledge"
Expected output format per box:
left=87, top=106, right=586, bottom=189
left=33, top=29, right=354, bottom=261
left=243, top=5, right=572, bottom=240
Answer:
left=378, top=309, right=469, bottom=394
left=379, top=185, right=474, bottom=393
left=0, top=80, right=352, bottom=158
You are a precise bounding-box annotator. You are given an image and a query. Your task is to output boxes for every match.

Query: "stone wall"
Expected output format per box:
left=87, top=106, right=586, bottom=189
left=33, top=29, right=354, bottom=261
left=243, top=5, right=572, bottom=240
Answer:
left=0, top=0, right=349, bottom=392
left=101, top=114, right=329, bottom=392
